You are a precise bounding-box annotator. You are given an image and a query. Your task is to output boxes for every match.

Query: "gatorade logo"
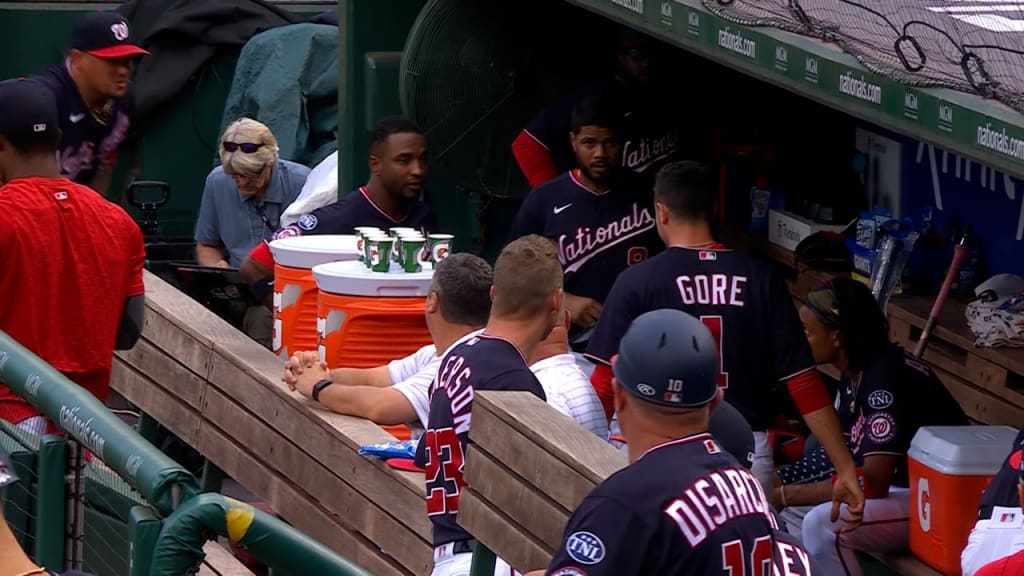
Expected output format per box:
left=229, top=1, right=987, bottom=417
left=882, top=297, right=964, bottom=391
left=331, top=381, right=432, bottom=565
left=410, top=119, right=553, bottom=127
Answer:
left=432, top=241, right=450, bottom=262
left=918, top=477, right=931, bottom=532
left=370, top=248, right=381, bottom=266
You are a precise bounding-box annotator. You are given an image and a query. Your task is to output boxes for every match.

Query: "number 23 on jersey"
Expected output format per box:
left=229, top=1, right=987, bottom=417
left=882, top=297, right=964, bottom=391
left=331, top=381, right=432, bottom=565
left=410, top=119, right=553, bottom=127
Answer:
left=424, top=428, right=465, bottom=515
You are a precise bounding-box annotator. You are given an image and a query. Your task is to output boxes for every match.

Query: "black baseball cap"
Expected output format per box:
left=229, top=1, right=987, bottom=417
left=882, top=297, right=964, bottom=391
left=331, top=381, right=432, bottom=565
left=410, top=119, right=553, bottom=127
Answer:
left=71, top=11, right=149, bottom=59
left=612, top=308, right=719, bottom=408
left=0, top=79, right=59, bottom=146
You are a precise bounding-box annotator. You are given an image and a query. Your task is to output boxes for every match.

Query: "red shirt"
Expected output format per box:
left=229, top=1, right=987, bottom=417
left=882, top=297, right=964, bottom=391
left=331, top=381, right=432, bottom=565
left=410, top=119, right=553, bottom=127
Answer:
left=0, top=177, right=145, bottom=423
left=977, top=549, right=1024, bottom=575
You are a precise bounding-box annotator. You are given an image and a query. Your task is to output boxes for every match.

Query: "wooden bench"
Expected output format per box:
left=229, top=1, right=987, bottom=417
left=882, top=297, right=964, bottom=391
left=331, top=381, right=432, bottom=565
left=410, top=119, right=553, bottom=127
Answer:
left=458, top=391, right=625, bottom=572
left=111, top=271, right=430, bottom=575
left=198, top=541, right=256, bottom=576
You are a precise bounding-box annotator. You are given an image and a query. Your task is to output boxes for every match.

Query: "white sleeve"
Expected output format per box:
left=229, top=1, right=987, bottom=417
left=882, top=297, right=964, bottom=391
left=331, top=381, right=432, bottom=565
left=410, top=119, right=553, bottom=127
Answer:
left=960, top=514, right=1024, bottom=576
left=391, top=355, right=441, bottom=430
left=962, top=520, right=991, bottom=576
left=534, top=363, right=609, bottom=440
left=387, top=344, right=438, bottom=385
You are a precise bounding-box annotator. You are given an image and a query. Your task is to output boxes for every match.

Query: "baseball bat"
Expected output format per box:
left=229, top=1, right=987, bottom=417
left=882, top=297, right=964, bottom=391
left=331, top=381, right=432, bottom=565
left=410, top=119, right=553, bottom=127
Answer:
left=912, top=236, right=970, bottom=358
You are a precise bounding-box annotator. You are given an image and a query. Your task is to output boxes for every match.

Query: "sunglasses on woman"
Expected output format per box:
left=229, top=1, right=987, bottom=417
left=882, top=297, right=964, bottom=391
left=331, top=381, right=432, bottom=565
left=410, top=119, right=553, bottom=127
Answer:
left=223, top=141, right=264, bottom=154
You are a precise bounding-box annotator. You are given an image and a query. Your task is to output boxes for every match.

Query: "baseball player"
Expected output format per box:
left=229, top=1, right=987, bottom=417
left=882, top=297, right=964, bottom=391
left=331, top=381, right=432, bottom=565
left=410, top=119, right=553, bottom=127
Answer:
left=524, top=309, right=817, bottom=576
left=962, top=431, right=1024, bottom=575
left=282, top=253, right=607, bottom=439
left=975, top=428, right=1024, bottom=520
left=585, top=161, right=864, bottom=524
left=418, top=235, right=565, bottom=576
left=31, top=11, right=149, bottom=192
left=511, top=29, right=687, bottom=189
left=508, top=92, right=662, bottom=343
left=779, top=277, right=966, bottom=575
left=972, top=456, right=1024, bottom=575
left=0, top=79, right=145, bottom=435
left=239, top=116, right=436, bottom=303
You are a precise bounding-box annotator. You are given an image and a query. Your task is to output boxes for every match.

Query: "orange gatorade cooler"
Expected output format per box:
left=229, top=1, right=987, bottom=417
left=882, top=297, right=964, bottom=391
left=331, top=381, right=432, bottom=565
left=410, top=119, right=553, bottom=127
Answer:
left=312, top=260, right=435, bottom=441
left=269, top=235, right=359, bottom=359
left=908, top=425, right=1017, bottom=575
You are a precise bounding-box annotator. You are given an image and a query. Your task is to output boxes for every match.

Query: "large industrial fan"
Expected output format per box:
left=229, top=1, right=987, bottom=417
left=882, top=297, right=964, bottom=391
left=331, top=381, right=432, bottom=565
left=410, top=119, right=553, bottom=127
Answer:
left=400, top=0, right=590, bottom=199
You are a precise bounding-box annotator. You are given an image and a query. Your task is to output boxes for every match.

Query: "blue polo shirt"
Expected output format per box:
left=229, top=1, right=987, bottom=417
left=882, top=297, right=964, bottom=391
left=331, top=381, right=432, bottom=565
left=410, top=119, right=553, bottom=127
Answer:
left=194, top=159, right=309, bottom=267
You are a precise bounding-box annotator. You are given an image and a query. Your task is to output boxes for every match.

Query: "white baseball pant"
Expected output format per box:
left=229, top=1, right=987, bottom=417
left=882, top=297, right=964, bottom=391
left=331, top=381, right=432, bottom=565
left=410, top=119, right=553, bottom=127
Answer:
left=797, top=486, right=910, bottom=576
left=431, top=543, right=522, bottom=576
left=751, top=431, right=775, bottom=498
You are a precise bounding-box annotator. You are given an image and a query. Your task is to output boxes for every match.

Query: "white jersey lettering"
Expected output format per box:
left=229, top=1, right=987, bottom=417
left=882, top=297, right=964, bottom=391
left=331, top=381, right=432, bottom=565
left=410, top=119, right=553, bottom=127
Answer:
left=676, top=274, right=748, bottom=306
left=774, top=540, right=813, bottom=575
left=665, top=468, right=777, bottom=546
left=558, top=202, right=655, bottom=273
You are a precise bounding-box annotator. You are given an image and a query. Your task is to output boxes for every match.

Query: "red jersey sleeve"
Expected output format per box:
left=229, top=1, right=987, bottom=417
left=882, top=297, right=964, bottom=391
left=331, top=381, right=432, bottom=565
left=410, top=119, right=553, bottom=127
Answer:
left=249, top=241, right=275, bottom=270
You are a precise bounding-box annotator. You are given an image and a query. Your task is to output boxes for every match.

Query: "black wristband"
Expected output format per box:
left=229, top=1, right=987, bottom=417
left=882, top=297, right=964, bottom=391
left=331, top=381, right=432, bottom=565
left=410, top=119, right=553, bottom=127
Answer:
left=250, top=278, right=274, bottom=301
left=312, top=378, right=334, bottom=403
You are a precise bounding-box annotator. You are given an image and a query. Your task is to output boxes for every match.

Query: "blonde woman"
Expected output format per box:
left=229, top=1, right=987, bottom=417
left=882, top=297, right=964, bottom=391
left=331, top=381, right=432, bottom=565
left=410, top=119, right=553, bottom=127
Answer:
left=194, top=118, right=309, bottom=269
left=194, top=118, right=309, bottom=349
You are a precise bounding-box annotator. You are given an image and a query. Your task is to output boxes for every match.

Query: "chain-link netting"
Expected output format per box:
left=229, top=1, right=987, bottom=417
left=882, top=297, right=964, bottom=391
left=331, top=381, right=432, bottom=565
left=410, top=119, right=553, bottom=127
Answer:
left=703, top=0, right=1024, bottom=114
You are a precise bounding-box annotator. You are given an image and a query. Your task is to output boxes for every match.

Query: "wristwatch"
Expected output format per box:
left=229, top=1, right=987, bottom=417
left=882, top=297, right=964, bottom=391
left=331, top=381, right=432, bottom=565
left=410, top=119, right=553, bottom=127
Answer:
left=311, top=378, right=334, bottom=403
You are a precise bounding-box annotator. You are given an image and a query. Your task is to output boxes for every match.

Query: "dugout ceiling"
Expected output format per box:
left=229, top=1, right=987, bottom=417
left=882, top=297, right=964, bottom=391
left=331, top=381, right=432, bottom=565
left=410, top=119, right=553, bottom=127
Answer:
left=564, top=0, right=1024, bottom=179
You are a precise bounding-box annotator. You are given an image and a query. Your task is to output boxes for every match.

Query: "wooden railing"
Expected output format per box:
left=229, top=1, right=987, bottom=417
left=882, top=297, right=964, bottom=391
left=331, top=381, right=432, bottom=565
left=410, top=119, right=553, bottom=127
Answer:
left=111, top=271, right=430, bottom=576
left=458, top=391, right=625, bottom=573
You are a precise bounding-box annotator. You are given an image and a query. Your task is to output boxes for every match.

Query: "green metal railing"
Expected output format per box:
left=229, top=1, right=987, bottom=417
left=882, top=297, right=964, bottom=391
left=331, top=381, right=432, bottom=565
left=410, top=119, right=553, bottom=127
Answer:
left=151, top=493, right=371, bottom=575
left=0, top=331, right=199, bottom=515
left=0, top=330, right=372, bottom=575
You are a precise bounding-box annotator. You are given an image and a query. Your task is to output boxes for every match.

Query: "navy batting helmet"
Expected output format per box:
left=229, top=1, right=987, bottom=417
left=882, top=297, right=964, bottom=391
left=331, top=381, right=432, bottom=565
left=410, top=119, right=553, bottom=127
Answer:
left=612, top=308, right=719, bottom=408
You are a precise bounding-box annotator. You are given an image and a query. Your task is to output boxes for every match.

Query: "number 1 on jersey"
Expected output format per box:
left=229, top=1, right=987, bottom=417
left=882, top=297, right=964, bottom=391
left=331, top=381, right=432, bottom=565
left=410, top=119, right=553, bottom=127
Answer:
left=721, top=536, right=773, bottom=575
left=700, top=315, right=729, bottom=389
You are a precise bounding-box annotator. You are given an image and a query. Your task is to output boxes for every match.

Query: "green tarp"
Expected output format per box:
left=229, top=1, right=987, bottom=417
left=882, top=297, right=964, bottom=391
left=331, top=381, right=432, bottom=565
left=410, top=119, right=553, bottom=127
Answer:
left=219, top=22, right=340, bottom=168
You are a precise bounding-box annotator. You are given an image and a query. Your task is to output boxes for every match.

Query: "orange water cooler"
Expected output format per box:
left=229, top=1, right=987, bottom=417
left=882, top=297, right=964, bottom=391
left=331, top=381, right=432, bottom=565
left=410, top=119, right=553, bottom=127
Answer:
left=269, top=235, right=359, bottom=359
left=908, top=425, right=1017, bottom=575
left=312, top=260, right=435, bottom=440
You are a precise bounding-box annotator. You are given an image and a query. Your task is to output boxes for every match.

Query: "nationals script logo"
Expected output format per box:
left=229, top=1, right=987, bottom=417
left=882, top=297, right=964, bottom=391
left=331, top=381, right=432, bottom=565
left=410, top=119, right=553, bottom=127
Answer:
left=623, top=128, right=680, bottom=173
left=559, top=203, right=655, bottom=273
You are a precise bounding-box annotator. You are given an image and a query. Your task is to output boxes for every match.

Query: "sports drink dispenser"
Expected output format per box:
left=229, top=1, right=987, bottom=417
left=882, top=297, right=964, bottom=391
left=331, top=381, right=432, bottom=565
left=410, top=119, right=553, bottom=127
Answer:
left=268, top=235, right=359, bottom=359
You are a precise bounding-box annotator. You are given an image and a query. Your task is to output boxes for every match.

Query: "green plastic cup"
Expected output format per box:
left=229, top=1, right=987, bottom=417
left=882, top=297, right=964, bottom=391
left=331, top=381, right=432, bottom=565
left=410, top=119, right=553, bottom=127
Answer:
left=354, top=227, right=383, bottom=262
left=363, top=233, right=388, bottom=268
left=401, top=238, right=426, bottom=273
left=427, top=233, right=454, bottom=264
left=369, top=238, right=394, bottom=272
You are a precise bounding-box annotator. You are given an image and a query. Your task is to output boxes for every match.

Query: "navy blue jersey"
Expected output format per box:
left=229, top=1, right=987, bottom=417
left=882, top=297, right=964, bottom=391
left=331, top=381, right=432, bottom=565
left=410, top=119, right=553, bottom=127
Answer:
left=838, top=345, right=966, bottom=487
left=978, top=428, right=1024, bottom=519
left=31, top=63, right=133, bottom=186
left=546, top=433, right=816, bottom=576
left=523, top=79, right=683, bottom=185
left=507, top=170, right=661, bottom=305
left=271, top=186, right=435, bottom=240
left=416, top=334, right=546, bottom=547
left=586, top=246, right=815, bottom=431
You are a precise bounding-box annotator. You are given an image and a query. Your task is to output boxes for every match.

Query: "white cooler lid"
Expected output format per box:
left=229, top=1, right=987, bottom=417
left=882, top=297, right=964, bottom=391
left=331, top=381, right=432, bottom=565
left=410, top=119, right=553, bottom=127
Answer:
left=312, top=260, right=434, bottom=297
left=908, top=425, right=1018, bottom=476
left=269, top=235, right=359, bottom=269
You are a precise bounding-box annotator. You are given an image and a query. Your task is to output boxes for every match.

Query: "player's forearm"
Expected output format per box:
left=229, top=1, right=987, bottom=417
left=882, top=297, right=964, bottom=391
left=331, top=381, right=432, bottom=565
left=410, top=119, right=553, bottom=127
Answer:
left=318, top=385, right=416, bottom=425
left=781, top=480, right=833, bottom=507
left=196, top=244, right=227, bottom=267
left=240, top=256, right=272, bottom=283
left=91, top=167, right=113, bottom=196
left=327, top=365, right=393, bottom=388
left=802, top=407, right=857, bottom=474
